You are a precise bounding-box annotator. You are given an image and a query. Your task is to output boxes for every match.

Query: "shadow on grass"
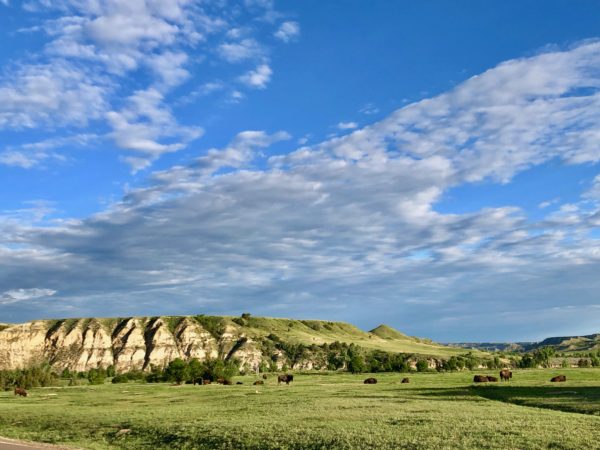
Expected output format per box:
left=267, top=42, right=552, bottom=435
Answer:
left=404, top=385, right=600, bottom=415
left=471, top=385, right=600, bottom=415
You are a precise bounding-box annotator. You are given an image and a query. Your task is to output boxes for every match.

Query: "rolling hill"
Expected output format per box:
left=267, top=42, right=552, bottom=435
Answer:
left=0, top=315, right=469, bottom=372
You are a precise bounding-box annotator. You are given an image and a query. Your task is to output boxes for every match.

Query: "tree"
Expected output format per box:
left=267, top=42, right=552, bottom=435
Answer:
left=348, top=353, right=366, bottom=374
left=87, top=368, right=106, bottom=385
left=187, top=359, right=204, bottom=384
left=200, top=358, right=239, bottom=383
left=165, top=358, right=189, bottom=384
left=578, top=358, right=591, bottom=368
left=416, top=360, right=429, bottom=372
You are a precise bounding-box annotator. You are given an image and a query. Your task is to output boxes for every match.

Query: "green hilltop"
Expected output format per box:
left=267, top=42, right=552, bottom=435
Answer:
left=156, top=315, right=468, bottom=357
left=2, top=315, right=470, bottom=358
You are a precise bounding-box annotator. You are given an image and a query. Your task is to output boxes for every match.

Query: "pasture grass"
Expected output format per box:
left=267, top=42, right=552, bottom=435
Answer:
left=0, top=368, right=599, bottom=449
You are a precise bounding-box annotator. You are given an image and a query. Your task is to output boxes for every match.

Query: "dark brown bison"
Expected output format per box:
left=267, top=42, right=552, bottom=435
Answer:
left=551, top=375, right=567, bottom=382
left=14, top=387, right=27, bottom=397
left=253, top=380, right=264, bottom=385
left=202, top=379, right=211, bottom=385
left=486, top=376, right=498, bottom=382
left=363, top=377, right=377, bottom=384
left=401, top=378, right=410, bottom=384
left=278, top=374, right=294, bottom=385
left=500, top=369, right=512, bottom=381
left=262, top=374, right=268, bottom=380
left=236, top=381, right=243, bottom=385
left=473, top=375, right=489, bottom=383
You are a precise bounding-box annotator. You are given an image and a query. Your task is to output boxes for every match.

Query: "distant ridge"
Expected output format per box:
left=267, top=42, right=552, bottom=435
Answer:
left=448, top=333, right=600, bottom=353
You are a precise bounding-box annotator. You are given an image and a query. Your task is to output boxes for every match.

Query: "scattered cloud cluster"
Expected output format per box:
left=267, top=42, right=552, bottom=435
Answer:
left=2, top=41, right=600, bottom=339
left=0, top=0, right=295, bottom=170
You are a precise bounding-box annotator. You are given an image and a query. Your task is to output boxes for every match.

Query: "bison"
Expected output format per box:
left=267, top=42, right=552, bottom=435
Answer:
left=551, top=375, right=567, bottom=382
left=278, top=374, right=294, bottom=385
left=500, top=369, right=512, bottom=381
left=253, top=380, right=264, bottom=385
left=14, top=387, right=27, bottom=397
left=202, top=380, right=211, bottom=385
left=401, top=378, right=410, bottom=384
left=363, top=377, right=377, bottom=384
left=486, top=376, right=498, bottom=382
left=473, top=375, right=489, bottom=383
left=236, top=381, right=243, bottom=385
left=262, top=374, right=268, bottom=380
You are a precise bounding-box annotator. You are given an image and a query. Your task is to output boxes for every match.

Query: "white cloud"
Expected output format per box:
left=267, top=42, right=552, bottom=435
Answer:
left=337, top=121, right=358, bottom=130
left=1, top=288, right=56, bottom=305
left=359, top=103, right=379, bottom=115
left=218, top=39, right=263, bottom=63
left=107, top=88, right=203, bottom=170
left=0, top=62, right=108, bottom=129
left=0, top=151, right=65, bottom=169
left=274, top=21, right=300, bottom=43
left=238, top=64, right=272, bottom=89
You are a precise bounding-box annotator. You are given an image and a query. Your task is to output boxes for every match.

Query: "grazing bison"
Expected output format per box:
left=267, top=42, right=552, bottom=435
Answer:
left=486, top=376, right=498, bottom=382
left=236, top=381, right=243, bottom=385
left=473, top=375, right=489, bottom=383
left=500, top=369, right=512, bottom=381
left=262, top=374, right=268, bottom=380
left=14, top=387, right=27, bottom=397
left=401, top=378, right=410, bottom=384
left=253, top=380, right=264, bottom=385
left=278, top=374, right=294, bottom=385
left=551, top=375, right=567, bottom=382
left=363, top=377, right=377, bottom=384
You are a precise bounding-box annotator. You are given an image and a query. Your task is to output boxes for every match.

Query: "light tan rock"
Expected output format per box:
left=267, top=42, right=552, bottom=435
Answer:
left=173, top=318, right=218, bottom=360
left=112, top=318, right=146, bottom=372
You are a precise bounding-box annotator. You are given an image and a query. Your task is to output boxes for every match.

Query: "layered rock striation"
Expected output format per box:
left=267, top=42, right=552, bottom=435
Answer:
left=0, top=316, right=261, bottom=372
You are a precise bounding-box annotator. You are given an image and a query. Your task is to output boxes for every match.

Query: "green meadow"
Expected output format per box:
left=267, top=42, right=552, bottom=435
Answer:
left=1, top=368, right=600, bottom=449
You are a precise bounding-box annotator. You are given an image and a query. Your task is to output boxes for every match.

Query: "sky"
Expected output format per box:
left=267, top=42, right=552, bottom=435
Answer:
left=1, top=1, right=600, bottom=342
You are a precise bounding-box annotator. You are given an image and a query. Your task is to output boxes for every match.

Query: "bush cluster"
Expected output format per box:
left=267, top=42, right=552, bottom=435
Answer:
left=0, top=363, right=59, bottom=390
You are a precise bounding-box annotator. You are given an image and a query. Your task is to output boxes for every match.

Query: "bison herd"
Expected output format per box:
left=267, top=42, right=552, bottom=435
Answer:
left=473, top=370, right=568, bottom=384
left=9, top=369, right=573, bottom=399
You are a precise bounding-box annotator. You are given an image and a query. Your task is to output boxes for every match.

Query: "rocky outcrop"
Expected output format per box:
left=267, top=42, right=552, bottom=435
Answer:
left=0, top=316, right=269, bottom=372
left=0, top=315, right=463, bottom=373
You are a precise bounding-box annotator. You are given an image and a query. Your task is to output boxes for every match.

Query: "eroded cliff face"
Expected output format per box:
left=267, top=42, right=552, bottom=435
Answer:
left=0, top=317, right=264, bottom=372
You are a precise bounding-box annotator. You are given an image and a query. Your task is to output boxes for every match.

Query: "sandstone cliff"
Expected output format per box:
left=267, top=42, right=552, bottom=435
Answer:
left=0, top=316, right=261, bottom=372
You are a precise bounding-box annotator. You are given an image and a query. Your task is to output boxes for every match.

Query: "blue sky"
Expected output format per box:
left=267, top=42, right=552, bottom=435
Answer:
left=1, top=0, right=600, bottom=342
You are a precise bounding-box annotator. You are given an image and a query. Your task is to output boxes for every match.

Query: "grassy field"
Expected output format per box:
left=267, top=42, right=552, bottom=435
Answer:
left=1, top=369, right=600, bottom=449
